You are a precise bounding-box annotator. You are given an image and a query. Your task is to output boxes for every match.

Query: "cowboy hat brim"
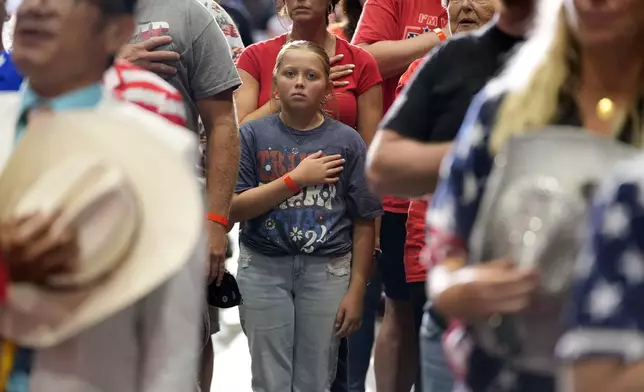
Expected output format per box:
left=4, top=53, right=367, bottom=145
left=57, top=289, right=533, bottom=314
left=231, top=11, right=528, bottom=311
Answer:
left=0, top=108, right=203, bottom=348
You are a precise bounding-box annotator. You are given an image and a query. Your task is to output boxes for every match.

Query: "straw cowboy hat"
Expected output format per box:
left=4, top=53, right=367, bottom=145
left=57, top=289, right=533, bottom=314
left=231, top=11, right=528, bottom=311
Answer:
left=0, top=109, right=203, bottom=348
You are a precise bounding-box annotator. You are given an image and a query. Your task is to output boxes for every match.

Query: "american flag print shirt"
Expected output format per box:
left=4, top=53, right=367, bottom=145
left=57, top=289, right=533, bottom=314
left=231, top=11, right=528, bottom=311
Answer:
left=557, top=155, right=644, bottom=363
left=425, top=89, right=499, bottom=383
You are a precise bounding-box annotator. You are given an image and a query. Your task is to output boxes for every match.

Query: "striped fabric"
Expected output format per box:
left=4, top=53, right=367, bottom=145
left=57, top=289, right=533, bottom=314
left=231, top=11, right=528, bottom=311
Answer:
left=104, top=61, right=187, bottom=127
left=0, top=341, right=34, bottom=392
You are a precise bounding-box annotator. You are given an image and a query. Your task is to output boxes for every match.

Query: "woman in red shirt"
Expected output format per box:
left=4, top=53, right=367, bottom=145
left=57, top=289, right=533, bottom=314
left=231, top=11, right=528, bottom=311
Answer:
left=235, top=0, right=383, bottom=145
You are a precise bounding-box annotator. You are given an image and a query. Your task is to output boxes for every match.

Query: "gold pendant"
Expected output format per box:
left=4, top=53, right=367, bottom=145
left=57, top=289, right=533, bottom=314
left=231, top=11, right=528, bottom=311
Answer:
left=596, top=98, right=615, bottom=121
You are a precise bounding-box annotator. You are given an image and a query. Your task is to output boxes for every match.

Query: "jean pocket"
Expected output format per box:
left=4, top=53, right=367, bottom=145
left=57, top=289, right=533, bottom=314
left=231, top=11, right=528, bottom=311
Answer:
left=238, top=245, right=252, bottom=269
left=326, top=252, right=351, bottom=277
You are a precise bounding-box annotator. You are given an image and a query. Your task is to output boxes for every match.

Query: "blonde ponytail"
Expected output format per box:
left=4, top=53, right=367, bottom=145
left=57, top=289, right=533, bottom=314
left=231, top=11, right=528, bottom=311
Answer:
left=490, top=5, right=575, bottom=154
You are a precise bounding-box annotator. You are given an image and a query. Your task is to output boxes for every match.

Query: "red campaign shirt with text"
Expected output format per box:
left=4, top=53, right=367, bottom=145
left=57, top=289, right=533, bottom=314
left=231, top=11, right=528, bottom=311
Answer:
left=353, top=0, right=447, bottom=214
left=236, top=34, right=382, bottom=130
left=104, top=60, right=187, bottom=127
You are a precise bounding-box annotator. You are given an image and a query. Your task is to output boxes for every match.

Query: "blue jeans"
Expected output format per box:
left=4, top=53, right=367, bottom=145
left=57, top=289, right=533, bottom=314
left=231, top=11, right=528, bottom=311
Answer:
left=237, top=244, right=351, bottom=392
left=346, top=271, right=382, bottom=392
left=420, top=310, right=454, bottom=392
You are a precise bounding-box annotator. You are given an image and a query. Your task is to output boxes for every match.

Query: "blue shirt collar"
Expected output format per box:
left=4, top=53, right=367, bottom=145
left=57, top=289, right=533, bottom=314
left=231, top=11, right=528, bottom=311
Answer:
left=19, top=82, right=104, bottom=115
left=16, top=82, right=104, bottom=140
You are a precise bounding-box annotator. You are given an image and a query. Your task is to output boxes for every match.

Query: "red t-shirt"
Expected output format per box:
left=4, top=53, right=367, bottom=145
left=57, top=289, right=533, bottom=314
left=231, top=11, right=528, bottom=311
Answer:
left=404, top=198, right=430, bottom=283
left=396, top=57, right=424, bottom=96
left=236, top=34, right=382, bottom=129
left=353, top=0, right=447, bottom=214
left=328, top=23, right=348, bottom=41
left=399, top=58, right=428, bottom=283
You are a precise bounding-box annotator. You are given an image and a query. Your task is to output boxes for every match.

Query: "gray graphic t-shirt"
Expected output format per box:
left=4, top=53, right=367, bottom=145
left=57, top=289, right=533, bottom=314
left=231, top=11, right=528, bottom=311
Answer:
left=236, top=114, right=383, bottom=257
left=132, top=0, right=241, bottom=134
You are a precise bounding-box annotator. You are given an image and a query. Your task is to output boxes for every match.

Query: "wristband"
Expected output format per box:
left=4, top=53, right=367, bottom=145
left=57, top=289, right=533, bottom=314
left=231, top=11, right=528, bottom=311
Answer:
left=433, top=28, right=447, bottom=42
left=207, top=212, right=229, bottom=228
left=283, top=175, right=301, bottom=193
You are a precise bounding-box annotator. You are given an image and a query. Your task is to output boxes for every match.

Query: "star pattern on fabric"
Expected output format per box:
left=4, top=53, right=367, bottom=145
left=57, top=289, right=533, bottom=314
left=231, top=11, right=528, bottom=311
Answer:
left=426, top=92, right=497, bottom=269
left=587, top=279, right=622, bottom=321
left=573, top=244, right=595, bottom=280
left=560, top=157, right=644, bottom=362
left=602, top=202, right=630, bottom=239
left=454, top=121, right=484, bottom=160
left=620, top=247, right=644, bottom=286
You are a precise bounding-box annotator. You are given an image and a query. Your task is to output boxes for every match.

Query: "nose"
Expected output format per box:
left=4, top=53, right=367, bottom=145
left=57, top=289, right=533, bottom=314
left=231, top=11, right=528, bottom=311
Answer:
left=295, top=73, right=306, bottom=88
left=14, top=0, right=45, bottom=14
left=460, top=0, right=474, bottom=12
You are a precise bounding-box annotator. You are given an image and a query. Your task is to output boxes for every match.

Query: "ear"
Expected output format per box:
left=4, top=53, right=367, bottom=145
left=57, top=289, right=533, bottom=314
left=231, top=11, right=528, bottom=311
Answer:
left=103, top=16, right=135, bottom=56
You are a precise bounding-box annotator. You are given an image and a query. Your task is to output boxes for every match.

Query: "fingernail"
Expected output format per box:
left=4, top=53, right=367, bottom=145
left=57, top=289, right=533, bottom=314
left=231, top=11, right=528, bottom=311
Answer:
left=349, top=64, right=355, bottom=69
left=338, top=54, right=344, bottom=58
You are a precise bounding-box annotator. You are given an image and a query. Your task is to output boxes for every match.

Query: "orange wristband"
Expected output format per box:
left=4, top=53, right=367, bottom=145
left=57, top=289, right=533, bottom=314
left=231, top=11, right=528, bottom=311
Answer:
left=207, top=212, right=229, bottom=227
left=433, top=28, right=447, bottom=42
left=283, top=175, right=301, bottom=193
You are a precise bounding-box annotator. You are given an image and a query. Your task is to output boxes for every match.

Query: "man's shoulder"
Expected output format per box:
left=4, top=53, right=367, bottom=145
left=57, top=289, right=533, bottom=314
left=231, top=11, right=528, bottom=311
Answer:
left=432, top=31, right=485, bottom=61
left=137, top=0, right=214, bottom=34
left=102, top=98, right=196, bottom=154
left=416, top=30, right=492, bottom=81
left=106, top=62, right=181, bottom=96
left=441, top=23, right=509, bottom=57
left=105, top=62, right=186, bottom=125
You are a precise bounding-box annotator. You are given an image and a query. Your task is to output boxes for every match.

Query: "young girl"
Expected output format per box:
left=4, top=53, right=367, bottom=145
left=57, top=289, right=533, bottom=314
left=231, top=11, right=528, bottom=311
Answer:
left=231, top=41, right=382, bottom=392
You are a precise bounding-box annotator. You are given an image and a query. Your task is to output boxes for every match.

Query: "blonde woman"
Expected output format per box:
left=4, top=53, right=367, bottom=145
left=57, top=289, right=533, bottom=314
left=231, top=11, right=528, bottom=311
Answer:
left=425, top=0, right=644, bottom=391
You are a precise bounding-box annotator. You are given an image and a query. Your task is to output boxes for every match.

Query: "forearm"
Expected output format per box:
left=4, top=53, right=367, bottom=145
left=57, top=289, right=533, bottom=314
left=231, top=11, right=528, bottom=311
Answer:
left=367, top=135, right=451, bottom=197
left=239, top=99, right=280, bottom=126
left=570, top=362, right=644, bottom=392
left=430, top=257, right=482, bottom=321
left=359, top=33, right=442, bottom=79
left=350, top=219, right=376, bottom=293
left=207, top=112, right=240, bottom=219
left=231, top=177, right=297, bottom=222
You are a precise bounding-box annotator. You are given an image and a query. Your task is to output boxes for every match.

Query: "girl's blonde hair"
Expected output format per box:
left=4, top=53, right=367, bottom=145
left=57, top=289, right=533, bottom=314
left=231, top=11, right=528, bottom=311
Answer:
left=273, top=40, right=331, bottom=81
left=272, top=40, right=337, bottom=116
left=488, top=0, right=642, bottom=154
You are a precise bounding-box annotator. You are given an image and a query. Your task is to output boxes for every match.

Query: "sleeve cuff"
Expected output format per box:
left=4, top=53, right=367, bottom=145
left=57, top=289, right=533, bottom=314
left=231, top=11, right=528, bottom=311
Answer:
left=194, top=78, right=242, bottom=100
left=556, top=328, right=644, bottom=362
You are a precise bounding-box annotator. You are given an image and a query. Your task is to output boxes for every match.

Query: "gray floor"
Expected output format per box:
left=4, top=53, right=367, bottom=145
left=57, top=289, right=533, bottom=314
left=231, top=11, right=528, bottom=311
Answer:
left=210, top=226, right=377, bottom=391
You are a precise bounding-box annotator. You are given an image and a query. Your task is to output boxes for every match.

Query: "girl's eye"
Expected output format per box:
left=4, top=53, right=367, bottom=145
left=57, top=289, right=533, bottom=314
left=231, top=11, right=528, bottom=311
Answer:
left=285, top=70, right=296, bottom=77
left=307, top=72, right=318, bottom=80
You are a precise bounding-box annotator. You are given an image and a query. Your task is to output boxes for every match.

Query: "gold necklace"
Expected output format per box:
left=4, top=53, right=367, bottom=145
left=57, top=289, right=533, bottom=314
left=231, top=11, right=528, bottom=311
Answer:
left=596, top=97, right=616, bottom=121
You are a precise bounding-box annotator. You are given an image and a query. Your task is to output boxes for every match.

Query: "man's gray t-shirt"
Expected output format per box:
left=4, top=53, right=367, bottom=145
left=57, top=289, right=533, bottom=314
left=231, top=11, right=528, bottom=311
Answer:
left=236, top=114, right=383, bottom=257
left=132, top=0, right=241, bottom=133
